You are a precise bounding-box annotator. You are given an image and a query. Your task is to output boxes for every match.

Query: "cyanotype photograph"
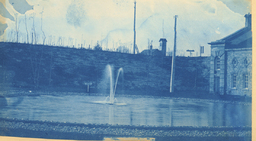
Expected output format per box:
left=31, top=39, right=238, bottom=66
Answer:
left=0, top=0, right=252, bottom=141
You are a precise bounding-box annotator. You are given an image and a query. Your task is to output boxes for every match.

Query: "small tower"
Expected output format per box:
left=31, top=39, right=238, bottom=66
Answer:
left=159, top=38, right=167, bottom=56
left=244, top=13, right=251, bottom=28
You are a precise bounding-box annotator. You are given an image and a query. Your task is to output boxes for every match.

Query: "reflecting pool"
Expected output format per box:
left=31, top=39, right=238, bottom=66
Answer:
left=0, top=94, right=251, bottom=127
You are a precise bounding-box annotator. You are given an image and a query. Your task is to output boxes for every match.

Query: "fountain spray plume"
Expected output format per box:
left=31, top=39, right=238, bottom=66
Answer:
left=107, top=65, right=114, bottom=103
left=106, top=65, right=123, bottom=104
left=113, top=68, right=123, bottom=99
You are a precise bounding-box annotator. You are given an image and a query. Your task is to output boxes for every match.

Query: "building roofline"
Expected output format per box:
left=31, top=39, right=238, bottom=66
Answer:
left=159, top=38, right=167, bottom=42
left=225, top=48, right=252, bottom=51
left=209, top=13, right=252, bottom=46
left=208, top=26, right=251, bottom=45
left=221, top=26, right=251, bottom=41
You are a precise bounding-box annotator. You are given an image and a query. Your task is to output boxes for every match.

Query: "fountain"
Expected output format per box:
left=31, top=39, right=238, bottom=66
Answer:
left=108, top=65, right=123, bottom=104
left=93, top=65, right=126, bottom=105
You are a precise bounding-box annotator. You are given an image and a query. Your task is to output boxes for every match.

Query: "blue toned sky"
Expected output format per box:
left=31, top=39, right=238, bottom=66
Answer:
left=0, top=0, right=251, bottom=56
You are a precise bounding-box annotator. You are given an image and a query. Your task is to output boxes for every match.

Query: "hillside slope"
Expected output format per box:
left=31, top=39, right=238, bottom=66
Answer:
left=0, top=42, right=210, bottom=95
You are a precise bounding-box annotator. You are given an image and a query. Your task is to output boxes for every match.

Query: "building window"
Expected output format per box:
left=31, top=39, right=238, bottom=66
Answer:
left=214, top=57, right=220, bottom=70
left=244, top=58, right=249, bottom=67
left=232, top=58, right=238, bottom=68
left=243, top=73, right=248, bottom=88
left=232, top=74, right=237, bottom=88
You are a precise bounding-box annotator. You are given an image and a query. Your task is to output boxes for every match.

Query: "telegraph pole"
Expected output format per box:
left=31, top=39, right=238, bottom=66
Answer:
left=133, top=1, right=136, bottom=54
left=170, top=15, right=178, bottom=93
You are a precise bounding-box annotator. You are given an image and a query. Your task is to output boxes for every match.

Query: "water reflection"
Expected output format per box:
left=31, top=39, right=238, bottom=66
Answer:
left=129, top=108, right=133, bottom=125
left=109, top=105, right=114, bottom=125
left=0, top=95, right=251, bottom=127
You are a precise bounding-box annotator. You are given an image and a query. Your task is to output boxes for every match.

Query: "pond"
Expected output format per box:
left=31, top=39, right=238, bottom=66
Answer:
left=0, top=94, right=251, bottom=127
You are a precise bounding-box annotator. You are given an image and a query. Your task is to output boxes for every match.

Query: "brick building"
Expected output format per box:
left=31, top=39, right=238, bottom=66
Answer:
left=208, top=13, right=252, bottom=96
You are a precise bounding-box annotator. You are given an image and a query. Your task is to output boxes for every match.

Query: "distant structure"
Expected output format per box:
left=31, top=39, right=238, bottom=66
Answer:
left=159, top=38, right=167, bottom=56
left=149, top=43, right=153, bottom=50
left=140, top=48, right=162, bottom=56
left=200, top=46, right=204, bottom=57
left=116, top=46, right=129, bottom=53
left=208, top=13, right=252, bottom=96
left=186, top=49, right=194, bottom=56
left=141, top=39, right=153, bottom=55
left=140, top=38, right=167, bottom=56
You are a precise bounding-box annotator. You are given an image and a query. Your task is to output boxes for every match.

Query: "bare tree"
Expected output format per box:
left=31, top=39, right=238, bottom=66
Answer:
left=52, top=36, right=55, bottom=45
left=40, top=10, right=46, bottom=45
left=81, top=34, right=83, bottom=48
left=27, top=12, right=44, bottom=88
left=17, top=17, right=24, bottom=43
left=57, top=37, right=63, bottom=46
left=25, top=14, right=29, bottom=44
left=29, top=13, right=36, bottom=44
left=15, top=13, right=18, bottom=43
left=7, top=30, right=12, bottom=42
left=33, top=13, right=36, bottom=44
left=74, top=39, right=77, bottom=48
left=62, top=37, right=65, bottom=46
left=10, top=30, right=15, bottom=42
left=31, top=32, right=33, bottom=44
left=68, top=37, right=73, bottom=47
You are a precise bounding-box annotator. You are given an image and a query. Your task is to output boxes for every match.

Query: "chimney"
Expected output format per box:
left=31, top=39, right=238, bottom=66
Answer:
left=244, top=13, right=251, bottom=28
left=159, top=38, right=167, bottom=56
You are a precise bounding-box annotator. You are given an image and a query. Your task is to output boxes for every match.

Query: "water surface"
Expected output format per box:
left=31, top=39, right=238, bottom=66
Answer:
left=0, top=94, right=251, bottom=127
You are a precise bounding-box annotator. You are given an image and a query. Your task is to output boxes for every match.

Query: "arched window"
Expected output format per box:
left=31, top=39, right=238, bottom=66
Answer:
left=214, top=57, right=220, bottom=70
left=244, top=58, right=249, bottom=67
left=232, top=58, right=238, bottom=68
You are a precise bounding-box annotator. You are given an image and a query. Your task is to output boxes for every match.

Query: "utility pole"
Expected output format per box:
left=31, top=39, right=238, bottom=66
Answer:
left=133, top=1, right=136, bottom=54
left=25, top=14, right=29, bottom=44
left=170, top=15, right=178, bottom=93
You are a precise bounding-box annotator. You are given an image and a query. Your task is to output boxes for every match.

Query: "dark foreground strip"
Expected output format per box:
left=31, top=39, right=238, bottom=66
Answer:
left=0, top=118, right=251, bottom=141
